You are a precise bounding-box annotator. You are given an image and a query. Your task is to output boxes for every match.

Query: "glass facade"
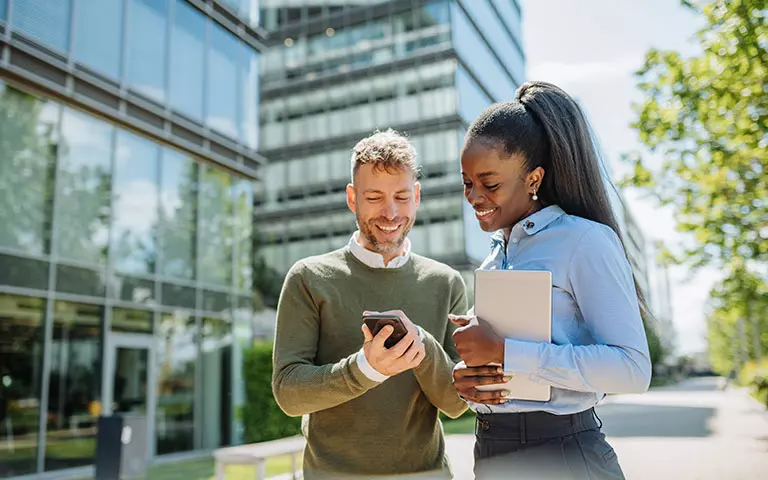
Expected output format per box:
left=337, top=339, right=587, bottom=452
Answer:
left=0, top=295, right=44, bottom=477
left=4, top=0, right=260, bottom=149
left=460, top=0, right=524, bottom=81
left=73, top=0, right=124, bottom=79
left=0, top=78, right=255, bottom=475
left=45, top=301, right=102, bottom=471
left=261, top=59, right=457, bottom=150
left=170, top=0, right=205, bottom=119
left=257, top=0, right=524, bottom=277
left=260, top=1, right=451, bottom=89
left=451, top=3, right=517, bottom=102
left=12, top=0, right=71, bottom=53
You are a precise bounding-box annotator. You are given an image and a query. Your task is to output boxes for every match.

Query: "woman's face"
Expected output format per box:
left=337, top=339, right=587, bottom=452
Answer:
left=460, top=140, right=543, bottom=232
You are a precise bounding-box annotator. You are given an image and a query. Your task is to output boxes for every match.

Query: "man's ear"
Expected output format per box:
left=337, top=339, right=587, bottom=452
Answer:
left=414, top=181, right=421, bottom=208
left=346, top=183, right=356, bottom=214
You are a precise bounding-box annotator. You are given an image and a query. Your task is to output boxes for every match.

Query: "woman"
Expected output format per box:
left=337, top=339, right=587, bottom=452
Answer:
left=451, top=81, right=651, bottom=479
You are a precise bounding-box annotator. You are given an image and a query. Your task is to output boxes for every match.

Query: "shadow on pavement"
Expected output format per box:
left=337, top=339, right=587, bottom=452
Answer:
left=596, top=403, right=716, bottom=438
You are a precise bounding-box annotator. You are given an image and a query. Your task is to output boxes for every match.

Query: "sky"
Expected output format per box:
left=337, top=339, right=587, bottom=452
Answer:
left=521, top=0, right=718, bottom=355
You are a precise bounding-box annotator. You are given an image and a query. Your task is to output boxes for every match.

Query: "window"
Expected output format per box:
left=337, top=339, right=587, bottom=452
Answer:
left=169, top=0, right=205, bottom=120
left=45, top=301, right=103, bottom=472
left=198, top=166, right=233, bottom=288
left=0, top=0, right=7, bottom=22
left=156, top=312, right=196, bottom=454
left=240, top=42, right=260, bottom=149
left=12, top=0, right=71, bottom=53
left=0, top=294, right=45, bottom=477
left=207, top=23, right=240, bottom=139
left=0, top=85, right=58, bottom=255
left=451, top=5, right=517, bottom=102
left=233, top=179, right=253, bottom=293
left=462, top=0, right=524, bottom=80
left=126, top=0, right=168, bottom=102
left=200, top=317, right=233, bottom=448
left=73, top=0, right=124, bottom=78
left=456, top=67, right=493, bottom=123
left=111, top=307, right=153, bottom=333
left=159, top=150, right=197, bottom=280
left=491, top=0, right=524, bottom=48
left=112, top=131, right=159, bottom=276
left=56, top=109, right=113, bottom=265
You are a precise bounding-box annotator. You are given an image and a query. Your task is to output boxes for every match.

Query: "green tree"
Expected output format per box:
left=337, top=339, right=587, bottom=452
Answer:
left=707, top=264, right=768, bottom=374
left=621, top=0, right=767, bottom=368
left=624, top=0, right=766, bottom=267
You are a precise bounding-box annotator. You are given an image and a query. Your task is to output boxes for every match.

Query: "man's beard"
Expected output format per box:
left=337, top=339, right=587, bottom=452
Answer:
left=357, top=215, right=414, bottom=254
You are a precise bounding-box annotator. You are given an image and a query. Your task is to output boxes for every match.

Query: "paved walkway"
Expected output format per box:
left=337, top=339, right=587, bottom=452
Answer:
left=444, top=377, right=768, bottom=479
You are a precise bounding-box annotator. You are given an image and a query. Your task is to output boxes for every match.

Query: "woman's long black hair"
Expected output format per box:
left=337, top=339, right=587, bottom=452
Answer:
left=466, top=81, right=649, bottom=317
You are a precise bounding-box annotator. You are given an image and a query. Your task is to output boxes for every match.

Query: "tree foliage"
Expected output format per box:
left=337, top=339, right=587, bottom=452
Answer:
left=622, top=0, right=767, bottom=369
left=707, top=263, right=768, bottom=374
left=622, top=0, right=766, bottom=269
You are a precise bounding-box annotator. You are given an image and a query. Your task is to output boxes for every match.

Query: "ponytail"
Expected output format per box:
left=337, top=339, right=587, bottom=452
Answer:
left=465, top=81, right=651, bottom=319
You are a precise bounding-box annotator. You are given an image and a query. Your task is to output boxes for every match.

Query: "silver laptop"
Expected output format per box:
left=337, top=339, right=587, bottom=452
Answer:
left=473, top=269, right=552, bottom=402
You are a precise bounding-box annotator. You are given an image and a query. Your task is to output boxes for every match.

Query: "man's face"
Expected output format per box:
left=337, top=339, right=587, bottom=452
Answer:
left=346, top=163, right=420, bottom=256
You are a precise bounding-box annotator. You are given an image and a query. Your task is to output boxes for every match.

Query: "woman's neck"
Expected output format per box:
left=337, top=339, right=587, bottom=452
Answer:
left=504, top=203, right=544, bottom=242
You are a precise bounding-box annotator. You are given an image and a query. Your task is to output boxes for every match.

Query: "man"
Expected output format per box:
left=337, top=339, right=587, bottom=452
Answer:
left=272, top=129, right=468, bottom=479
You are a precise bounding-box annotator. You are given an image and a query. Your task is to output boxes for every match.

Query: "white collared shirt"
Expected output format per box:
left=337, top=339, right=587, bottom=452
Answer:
left=348, top=231, right=417, bottom=382
left=347, top=231, right=411, bottom=269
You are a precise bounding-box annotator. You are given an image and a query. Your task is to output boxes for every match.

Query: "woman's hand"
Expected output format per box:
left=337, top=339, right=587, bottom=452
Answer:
left=450, top=314, right=505, bottom=366
left=453, top=363, right=510, bottom=405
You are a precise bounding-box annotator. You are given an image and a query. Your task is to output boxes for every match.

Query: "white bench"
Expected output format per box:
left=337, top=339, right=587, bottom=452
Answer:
left=213, top=436, right=305, bottom=480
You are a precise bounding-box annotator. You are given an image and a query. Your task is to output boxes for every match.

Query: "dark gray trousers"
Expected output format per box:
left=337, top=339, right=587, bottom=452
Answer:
left=473, top=409, right=625, bottom=479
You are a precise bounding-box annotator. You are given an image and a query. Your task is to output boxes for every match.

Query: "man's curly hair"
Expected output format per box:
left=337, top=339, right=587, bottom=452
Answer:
left=350, top=128, right=420, bottom=181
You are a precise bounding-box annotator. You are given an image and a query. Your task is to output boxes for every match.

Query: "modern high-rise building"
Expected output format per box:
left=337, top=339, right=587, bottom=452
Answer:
left=0, top=1, right=264, bottom=477
left=255, top=0, right=525, bottom=298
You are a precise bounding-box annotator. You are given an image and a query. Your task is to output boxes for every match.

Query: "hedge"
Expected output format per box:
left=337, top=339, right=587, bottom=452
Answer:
left=739, top=358, right=768, bottom=408
left=241, top=341, right=302, bottom=443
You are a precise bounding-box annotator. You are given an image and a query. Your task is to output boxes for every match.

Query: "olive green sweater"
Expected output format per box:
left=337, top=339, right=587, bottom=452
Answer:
left=271, top=247, right=469, bottom=479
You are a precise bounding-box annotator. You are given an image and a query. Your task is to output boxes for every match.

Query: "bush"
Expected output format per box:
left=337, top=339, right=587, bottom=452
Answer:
left=241, top=341, right=302, bottom=443
left=738, top=358, right=768, bottom=407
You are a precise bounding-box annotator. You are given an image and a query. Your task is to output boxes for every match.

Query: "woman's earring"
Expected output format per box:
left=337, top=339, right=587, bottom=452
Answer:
left=532, top=190, right=538, bottom=201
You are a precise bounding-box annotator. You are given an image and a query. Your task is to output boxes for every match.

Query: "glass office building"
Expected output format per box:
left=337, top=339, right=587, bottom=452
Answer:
left=0, top=1, right=265, bottom=477
left=256, top=0, right=525, bottom=294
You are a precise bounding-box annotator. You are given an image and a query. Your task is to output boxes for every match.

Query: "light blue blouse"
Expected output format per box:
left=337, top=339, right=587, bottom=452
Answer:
left=466, top=205, right=652, bottom=415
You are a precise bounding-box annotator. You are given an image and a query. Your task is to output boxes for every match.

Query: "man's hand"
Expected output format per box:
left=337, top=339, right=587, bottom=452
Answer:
left=449, top=314, right=505, bottom=367
left=362, top=310, right=425, bottom=376
left=453, top=363, right=510, bottom=405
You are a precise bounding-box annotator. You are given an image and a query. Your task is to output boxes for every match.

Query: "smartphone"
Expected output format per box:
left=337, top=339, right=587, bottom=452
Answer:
left=362, top=313, right=408, bottom=348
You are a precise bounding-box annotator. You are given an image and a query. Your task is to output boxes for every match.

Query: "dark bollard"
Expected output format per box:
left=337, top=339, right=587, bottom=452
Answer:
left=95, top=415, right=148, bottom=479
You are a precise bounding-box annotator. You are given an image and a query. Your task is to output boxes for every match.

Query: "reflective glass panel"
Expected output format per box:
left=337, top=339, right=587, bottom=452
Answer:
left=112, top=131, right=159, bottom=275
left=0, top=85, right=58, bottom=255
left=126, top=0, right=168, bottom=102
left=56, top=109, right=113, bottom=265
left=169, top=0, right=204, bottom=119
left=12, top=0, right=71, bottom=53
left=0, top=294, right=45, bottom=477
left=156, top=312, right=196, bottom=454
left=45, top=301, right=102, bottom=471
left=73, top=0, right=124, bottom=78
left=159, top=150, right=197, bottom=280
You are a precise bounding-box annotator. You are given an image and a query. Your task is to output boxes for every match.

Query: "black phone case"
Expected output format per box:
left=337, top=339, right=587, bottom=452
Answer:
left=363, top=316, right=408, bottom=348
